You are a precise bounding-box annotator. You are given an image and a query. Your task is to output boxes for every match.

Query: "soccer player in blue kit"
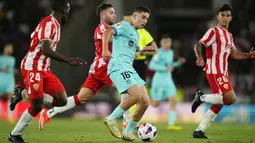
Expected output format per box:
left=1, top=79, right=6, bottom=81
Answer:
left=102, top=6, right=156, bottom=141
left=149, top=34, right=185, bottom=130
left=0, top=43, right=16, bottom=123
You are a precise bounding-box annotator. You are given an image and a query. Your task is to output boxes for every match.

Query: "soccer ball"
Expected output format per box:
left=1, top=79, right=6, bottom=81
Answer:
left=137, top=123, right=157, bottom=142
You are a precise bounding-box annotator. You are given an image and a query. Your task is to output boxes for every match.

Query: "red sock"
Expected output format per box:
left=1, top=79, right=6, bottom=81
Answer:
left=210, top=104, right=223, bottom=114
left=28, top=107, right=40, bottom=117
left=73, top=95, right=81, bottom=105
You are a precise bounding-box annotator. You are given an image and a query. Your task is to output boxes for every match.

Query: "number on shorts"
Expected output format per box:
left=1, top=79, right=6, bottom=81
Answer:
left=121, top=71, right=131, bottom=80
left=29, top=72, right=41, bottom=83
left=217, top=76, right=228, bottom=85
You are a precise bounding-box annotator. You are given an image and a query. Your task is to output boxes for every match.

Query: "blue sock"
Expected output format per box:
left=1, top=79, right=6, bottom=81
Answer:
left=168, top=111, right=176, bottom=126
left=124, top=120, right=138, bottom=133
left=109, top=105, right=125, bottom=120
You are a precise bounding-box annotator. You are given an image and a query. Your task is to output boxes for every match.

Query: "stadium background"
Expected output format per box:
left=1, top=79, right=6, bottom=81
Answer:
left=0, top=0, right=255, bottom=125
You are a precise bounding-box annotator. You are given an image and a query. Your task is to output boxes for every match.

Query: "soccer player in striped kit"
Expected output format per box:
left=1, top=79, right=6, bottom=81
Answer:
left=8, top=1, right=85, bottom=142
left=191, top=4, right=255, bottom=139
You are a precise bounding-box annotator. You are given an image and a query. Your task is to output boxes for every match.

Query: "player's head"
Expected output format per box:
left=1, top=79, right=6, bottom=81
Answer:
left=52, top=0, right=70, bottom=24
left=96, top=3, right=116, bottom=25
left=3, top=43, right=14, bottom=56
left=217, top=4, right=232, bottom=28
left=160, top=34, right=172, bottom=50
left=131, top=6, right=150, bottom=29
left=123, top=12, right=132, bottom=22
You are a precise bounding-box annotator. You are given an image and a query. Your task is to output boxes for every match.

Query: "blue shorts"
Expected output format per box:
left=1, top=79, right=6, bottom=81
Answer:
left=109, top=69, right=145, bottom=94
left=150, top=86, right=176, bottom=101
left=0, top=80, right=14, bottom=96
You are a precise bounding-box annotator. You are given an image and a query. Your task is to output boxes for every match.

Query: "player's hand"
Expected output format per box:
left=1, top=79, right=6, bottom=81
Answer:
left=249, top=47, right=255, bottom=58
left=142, top=46, right=156, bottom=55
left=167, top=66, right=174, bottom=72
left=0, top=67, right=8, bottom=72
left=196, top=56, right=204, bottom=67
left=102, top=50, right=112, bottom=60
left=178, top=57, right=186, bottom=64
left=68, top=57, right=87, bottom=67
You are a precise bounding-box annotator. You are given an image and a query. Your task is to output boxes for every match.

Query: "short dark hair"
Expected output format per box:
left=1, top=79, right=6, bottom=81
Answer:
left=124, top=12, right=132, bottom=16
left=96, top=3, right=113, bottom=16
left=133, top=6, right=150, bottom=14
left=218, top=3, right=232, bottom=14
left=52, top=0, right=68, bottom=12
left=160, top=34, right=171, bottom=40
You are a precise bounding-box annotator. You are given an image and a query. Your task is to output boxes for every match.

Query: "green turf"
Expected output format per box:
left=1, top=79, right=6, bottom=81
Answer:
left=0, top=119, right=254, bottom=143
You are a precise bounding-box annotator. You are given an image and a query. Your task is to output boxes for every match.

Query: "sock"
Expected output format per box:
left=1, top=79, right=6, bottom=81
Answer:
left=195, top=109, right=217, bottom=132
left=47, top=96, right=77, bottom=118
left=8, top=100, right=13, bottom=118
left=200, top=94, right=223, bottom=104
left=124, top=120, right=138, bottom=133
left=21, top=89, right=28, bottom=100
left=109, top=105, right=125, bottom=120
left=43, top=94, right=56, bottom=109
left=121, top=93, right=130, bottom=125
left=168, top=111, right=176, bottom=126
left=11, top=109, right=33, bottom=135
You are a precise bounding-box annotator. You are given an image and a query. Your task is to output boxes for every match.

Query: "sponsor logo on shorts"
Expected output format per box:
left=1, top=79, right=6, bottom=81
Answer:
left=223, top=84, right=228, bottom=89
left=33, top=83, right=39, bottom=91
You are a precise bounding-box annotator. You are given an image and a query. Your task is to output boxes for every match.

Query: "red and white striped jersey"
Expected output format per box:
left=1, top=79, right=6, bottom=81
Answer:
left=200, top=26, right=235, bottom=75
left=89, top=24, right=112, bottom=74
left=21, top=15, right=61, bottom=71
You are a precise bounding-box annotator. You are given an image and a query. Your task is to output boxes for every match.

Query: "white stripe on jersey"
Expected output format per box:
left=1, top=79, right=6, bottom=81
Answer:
left=24, top=45, right=41, bottom=70
left=45, top=57, right=50, bottom=71
left=217, top=27, right=225, bottom=74
left=206, top=59, right=211, bottom=74
left=38, top=54, right=46, bottom=71
left=211, top=42, right=217, bottom=74
left=45, top=22, right=52, bottom=39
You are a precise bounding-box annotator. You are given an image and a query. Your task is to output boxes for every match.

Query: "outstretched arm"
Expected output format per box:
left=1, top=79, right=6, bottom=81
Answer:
left=230, top=47, right=255, bottom=60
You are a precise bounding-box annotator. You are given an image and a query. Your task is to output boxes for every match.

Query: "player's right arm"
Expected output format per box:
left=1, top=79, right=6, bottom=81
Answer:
left=194, top=28, right=215, bottom=67
left=39, top=20, right=85, bottom=66
left=102, top=28, right=115, bottom=60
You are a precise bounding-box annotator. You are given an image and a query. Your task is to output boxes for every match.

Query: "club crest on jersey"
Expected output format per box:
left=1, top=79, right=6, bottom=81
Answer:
left=128, top=41, right=134, bottom=48
left=116, top=22, right=122, bottom=29
left=223, top=84, right=228, bottom=89
left=33, top=83, right=39, bottom=91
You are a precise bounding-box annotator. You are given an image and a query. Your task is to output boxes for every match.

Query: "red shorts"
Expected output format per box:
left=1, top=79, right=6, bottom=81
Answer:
left=21, top=69, right=65, bottom=99
left=82, top=66, right=112, bottom=93
left=206, top=74, right=233, bottom=94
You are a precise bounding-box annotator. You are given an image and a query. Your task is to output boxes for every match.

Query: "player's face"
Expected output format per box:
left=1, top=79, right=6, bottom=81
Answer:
left=62, top=2, right=70, bottom=24
left=4, top=44, right=13, bottom=55
left=132, top=12, right=150, bottom=29
left=160, top=38, right=172, bottom=50
left=217, top=11, right=232, bottom=27
left=103, top=7, right=116, bottom=25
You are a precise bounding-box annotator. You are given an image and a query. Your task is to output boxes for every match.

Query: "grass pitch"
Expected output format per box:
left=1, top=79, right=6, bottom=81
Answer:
left=0, top=119, right=254, bottom=143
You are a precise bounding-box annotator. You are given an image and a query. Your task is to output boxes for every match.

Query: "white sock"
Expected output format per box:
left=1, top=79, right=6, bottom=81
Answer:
left=47, top=96, right=76, bottom=118
left=8, top=100, right=13, bottom=118
left=200, top=94, right=223, bottom=104
left=43, top=94, right=54, bottom=109
left=196, top=109, right=217, bottom=132
left=11, top=109, right=33, bottom=135
left=121, top=93, right=130, bottom=125
left=21, top=89, right=28, bottom=100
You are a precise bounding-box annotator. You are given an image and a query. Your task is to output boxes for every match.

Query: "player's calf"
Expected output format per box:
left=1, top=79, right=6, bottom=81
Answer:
left=53, top=92, right=67, bottom=106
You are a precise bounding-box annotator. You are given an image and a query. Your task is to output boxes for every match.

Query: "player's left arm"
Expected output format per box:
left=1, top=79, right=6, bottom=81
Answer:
left=230, top=47, right=255, bottom=60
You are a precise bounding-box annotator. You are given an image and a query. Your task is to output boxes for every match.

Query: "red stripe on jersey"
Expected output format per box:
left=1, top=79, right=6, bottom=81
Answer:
left=222, top=28, right=229, bottom=74
left=214, top=27, right=221, bottom=74
left=203, top=30, right=215, bottom=46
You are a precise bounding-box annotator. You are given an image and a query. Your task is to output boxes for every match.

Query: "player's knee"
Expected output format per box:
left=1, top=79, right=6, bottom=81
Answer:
left=59, top=98, right=67, bottom=106
left=31, top=103, right=43, bottom=114
left=77, top=88, right=94, bottom=104
left=151, top=101, right=160, bottom=107
left=229, top=96, right=236, bottom=104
